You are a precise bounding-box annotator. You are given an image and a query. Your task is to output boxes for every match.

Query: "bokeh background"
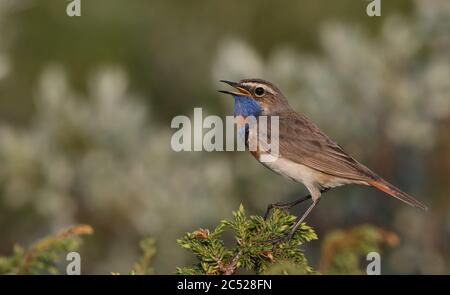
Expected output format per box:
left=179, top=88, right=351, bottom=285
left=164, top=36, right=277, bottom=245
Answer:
left=0, top=0, right=449, bottom=274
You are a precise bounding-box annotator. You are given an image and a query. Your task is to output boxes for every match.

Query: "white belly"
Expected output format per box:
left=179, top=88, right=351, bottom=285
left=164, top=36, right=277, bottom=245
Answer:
left=261, top=156, right=362, bottom=189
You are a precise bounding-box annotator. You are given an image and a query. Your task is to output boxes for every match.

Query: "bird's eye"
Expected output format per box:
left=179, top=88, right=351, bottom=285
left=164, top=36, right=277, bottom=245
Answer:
left=255, top=87, right=265, bottom=97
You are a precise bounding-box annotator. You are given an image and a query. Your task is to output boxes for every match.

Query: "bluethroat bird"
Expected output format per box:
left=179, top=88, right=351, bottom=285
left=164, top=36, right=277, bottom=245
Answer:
left=219, top=79, right=427, bottom=242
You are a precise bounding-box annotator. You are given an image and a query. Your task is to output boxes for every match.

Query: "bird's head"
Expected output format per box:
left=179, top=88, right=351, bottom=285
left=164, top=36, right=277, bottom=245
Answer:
left=219, top=79, right=290, bottom=117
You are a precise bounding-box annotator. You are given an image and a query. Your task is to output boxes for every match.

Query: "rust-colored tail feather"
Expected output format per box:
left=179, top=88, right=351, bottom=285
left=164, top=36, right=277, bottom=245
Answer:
left=368, top=179, right=428, bottom=211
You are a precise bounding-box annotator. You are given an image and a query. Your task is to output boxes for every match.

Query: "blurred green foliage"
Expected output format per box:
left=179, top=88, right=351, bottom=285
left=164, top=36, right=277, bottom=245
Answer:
left=131, top=238, right=156, bottom=275
left=0, top=209, right=400, bottom=275
left=319, top=225, right=399, bottom=274
left=0, top=0, right=413, bottom=122
left=0, top=223, right=158, bottom=275
left=0, top=224, right=93, bottom=275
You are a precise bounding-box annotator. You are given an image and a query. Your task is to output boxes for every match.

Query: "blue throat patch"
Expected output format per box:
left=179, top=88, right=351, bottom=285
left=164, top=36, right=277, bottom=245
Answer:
left=233, top=96, right=262, bottom=143
left=233, top=95, right=262, bottom=117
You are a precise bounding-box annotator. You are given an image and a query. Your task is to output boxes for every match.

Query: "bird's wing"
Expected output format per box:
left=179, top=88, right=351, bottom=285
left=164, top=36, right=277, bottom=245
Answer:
left=272, top=111, right=377, bottom=182
left=264, top=110, right=428, bottom=210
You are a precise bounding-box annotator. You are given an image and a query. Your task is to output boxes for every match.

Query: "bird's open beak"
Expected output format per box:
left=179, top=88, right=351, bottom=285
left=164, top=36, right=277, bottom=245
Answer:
left=218, top=80, right=252, bottom=96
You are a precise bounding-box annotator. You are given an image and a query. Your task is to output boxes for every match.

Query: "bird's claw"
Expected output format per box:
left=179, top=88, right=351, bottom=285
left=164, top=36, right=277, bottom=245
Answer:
left=263, top=204, right=292, bottom=220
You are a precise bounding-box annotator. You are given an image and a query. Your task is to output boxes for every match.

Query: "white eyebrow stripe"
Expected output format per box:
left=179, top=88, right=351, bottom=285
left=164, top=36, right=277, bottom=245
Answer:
left=241, top=82, right=275, bottom=95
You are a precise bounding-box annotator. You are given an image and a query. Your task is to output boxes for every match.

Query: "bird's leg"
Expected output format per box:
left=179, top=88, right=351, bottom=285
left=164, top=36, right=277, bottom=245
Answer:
left=266, top=199, right=320, bottom=245
left=263, top=194, right=311, bottom=220
left=264, top=187, right=329, bottom=220
left=286, top=198, right=320, bottom=240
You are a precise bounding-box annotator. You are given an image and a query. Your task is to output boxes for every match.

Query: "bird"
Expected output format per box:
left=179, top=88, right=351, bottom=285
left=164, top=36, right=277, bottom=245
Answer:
left=219, top=78, right=428, bottom=242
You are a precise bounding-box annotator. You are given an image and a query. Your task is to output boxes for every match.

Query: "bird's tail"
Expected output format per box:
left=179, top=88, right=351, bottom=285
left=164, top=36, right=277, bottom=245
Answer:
left=368, top=179, right=428, bottom=211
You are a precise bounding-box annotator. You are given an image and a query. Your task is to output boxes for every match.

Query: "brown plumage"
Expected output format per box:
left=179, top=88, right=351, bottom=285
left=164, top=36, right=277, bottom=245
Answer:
left=272, top=109, right=427, bottom=210
left=220, top=78, right=427, bottom=241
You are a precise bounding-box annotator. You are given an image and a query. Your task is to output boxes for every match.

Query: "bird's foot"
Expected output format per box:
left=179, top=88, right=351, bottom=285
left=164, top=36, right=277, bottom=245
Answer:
left=263, top=203, right=293, bottom=220
left=263, top=194, right=314, bottom=220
